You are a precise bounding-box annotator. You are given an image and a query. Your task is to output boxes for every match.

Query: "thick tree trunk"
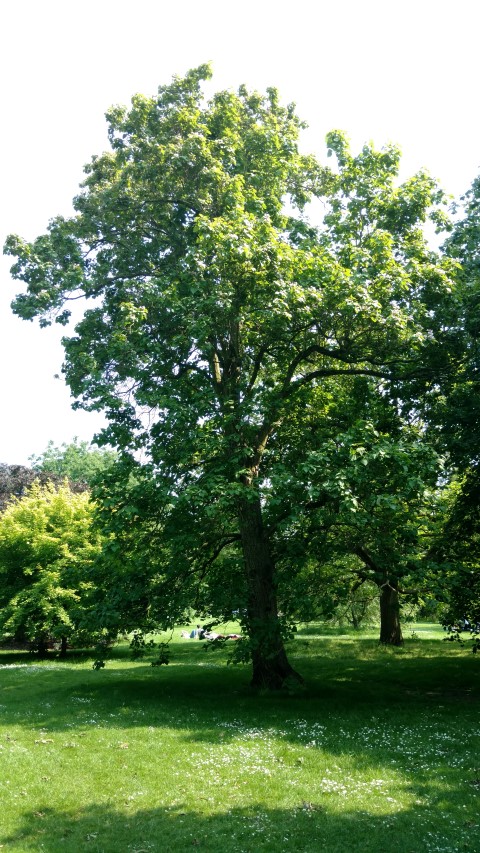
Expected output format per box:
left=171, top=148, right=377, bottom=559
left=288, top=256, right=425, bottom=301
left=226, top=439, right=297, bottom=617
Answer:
left=237, top=490, right=303, bottom=689
left=379, top=582, right=403, bottom=646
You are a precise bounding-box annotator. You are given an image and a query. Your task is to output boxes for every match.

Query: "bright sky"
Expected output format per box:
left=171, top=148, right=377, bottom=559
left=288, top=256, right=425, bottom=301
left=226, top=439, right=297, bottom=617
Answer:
left=1, top=0, right=479, bottom=464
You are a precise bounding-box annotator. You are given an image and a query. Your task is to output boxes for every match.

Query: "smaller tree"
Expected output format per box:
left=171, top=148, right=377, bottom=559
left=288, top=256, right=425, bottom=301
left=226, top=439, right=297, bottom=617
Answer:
left=0, top=481, right=103, bottom=655
left=268, top=382, right=443, bottom=645
left=432, top=471, right=480, bottom=636
left=416, top=172, right=480, bottom=646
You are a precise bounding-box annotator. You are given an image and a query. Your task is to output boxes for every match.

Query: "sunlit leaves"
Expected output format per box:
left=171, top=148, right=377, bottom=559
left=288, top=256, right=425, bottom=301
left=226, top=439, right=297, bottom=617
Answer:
left=0, top=482, right=103, bottom=647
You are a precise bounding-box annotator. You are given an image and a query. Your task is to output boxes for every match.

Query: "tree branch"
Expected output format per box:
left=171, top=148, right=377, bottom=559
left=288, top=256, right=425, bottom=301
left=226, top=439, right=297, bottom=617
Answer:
left=286, top=366, right=389, bottom=396
left=246, top=345, right=270, bottom=395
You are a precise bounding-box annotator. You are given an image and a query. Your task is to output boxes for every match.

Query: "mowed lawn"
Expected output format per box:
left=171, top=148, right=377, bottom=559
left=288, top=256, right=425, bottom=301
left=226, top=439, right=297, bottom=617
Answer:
left=0, top=625, right=478, bottom=853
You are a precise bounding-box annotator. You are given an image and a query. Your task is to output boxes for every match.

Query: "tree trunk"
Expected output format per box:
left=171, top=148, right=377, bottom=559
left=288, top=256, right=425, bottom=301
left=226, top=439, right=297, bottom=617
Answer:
left=379, top=582, right=403, bottom=645
left=36, top=636, right=49, bottom=658
left=237, top=490, right=303, bottom=689
left=59, top=635, right=68, bottom=658
left=350, top=607, right=361, bottom=630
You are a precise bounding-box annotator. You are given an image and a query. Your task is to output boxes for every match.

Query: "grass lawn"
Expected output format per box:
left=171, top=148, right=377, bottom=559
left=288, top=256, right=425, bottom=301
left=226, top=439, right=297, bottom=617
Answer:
left=0, top=623, right=478, bottom=852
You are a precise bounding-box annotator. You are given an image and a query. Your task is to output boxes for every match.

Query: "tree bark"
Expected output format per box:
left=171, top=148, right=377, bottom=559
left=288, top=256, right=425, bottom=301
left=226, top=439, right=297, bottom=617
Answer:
left=237, top=489, right=303, bottom=689
left=59, top=635, right=68, bottom=658
left=379, top=582, right=403, bottom=646
left=36, top=636, right=49, bottom=658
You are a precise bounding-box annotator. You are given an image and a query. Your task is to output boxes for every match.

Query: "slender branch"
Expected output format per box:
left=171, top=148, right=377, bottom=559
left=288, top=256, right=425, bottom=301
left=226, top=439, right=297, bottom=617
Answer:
left=192, top=534, right=242, bottom=606
left=246, top=344, right=270, bottom=394
left=198, top=534, right=241, bottom=573
left=176, top=362, right=210, bottom=382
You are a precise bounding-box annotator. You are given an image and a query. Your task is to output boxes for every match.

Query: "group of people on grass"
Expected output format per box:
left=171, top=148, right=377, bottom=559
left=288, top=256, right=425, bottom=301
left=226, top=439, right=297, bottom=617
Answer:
left=181, top=625, right=241, bottom=641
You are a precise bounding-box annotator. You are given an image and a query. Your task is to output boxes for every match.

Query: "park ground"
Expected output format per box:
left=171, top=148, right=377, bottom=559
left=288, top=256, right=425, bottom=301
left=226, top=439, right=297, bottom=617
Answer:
left=0, top=623, right=479, bottom=853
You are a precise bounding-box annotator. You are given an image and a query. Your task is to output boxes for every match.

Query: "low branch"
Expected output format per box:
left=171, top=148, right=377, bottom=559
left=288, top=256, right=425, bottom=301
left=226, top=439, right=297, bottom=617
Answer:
left=354, top=546, right=380, bottom=574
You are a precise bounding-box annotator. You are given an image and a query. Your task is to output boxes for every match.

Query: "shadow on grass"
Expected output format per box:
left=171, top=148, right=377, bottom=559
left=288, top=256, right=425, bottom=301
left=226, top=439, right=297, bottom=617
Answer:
left=1, top=796, right=475, bottom=853
left=0, top=640, right=478, bottom=743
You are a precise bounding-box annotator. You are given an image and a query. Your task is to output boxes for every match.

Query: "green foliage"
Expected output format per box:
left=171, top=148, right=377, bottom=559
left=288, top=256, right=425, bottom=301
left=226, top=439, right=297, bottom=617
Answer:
left=432, top=470, right=480, bottom=633
left=421, top=174, right=480, bottom=630
left=151, top=642, right=171, bottom=666
left=0, top=481, right=103, bottom=651
left=129, top=629, right=157, bottom=659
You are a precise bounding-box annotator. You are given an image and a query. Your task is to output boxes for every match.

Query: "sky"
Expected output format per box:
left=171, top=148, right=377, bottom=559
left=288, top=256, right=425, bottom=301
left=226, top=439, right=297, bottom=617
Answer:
left=1, top=0, right=479, bottom=464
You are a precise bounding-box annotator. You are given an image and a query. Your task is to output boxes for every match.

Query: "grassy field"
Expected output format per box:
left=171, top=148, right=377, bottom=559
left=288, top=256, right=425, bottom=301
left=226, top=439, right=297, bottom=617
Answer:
left=0, top=624, right=479, bottom=853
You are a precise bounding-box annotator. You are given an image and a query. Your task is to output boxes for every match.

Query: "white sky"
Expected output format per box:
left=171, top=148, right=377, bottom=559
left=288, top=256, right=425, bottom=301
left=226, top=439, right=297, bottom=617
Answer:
left=1, top=0, right=479, bottom=464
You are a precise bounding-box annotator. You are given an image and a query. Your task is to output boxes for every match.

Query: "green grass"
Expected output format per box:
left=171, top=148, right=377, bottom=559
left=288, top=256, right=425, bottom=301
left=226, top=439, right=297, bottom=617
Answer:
left=0, top=624, right=479, bottom=852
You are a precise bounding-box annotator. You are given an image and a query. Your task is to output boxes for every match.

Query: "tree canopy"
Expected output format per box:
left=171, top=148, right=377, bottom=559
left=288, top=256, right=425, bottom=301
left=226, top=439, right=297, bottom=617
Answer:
left=4, top=66, right=461, bottom=686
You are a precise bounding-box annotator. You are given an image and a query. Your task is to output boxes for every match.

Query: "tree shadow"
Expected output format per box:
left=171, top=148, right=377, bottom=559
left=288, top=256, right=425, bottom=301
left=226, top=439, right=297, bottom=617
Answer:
left=0, top=643, right=478, bottom=737
left=1, top=652, right=479, bottom=812
left=1, top=797, right=476, bottom=853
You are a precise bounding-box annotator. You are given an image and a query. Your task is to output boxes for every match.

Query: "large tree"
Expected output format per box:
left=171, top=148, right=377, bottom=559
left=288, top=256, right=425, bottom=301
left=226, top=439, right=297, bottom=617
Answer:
left=4, top=66, right=456, bottom=687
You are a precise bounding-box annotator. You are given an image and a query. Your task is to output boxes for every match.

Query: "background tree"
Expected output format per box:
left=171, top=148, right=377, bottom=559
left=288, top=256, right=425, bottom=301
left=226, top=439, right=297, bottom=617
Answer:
left=0, top=439, right=115, bottom=512
left=30, top=438, right=117, bottom=488
left=5, top=67, right=457, bottom=687
left=0, top=482, right=103, bottom=655
left=432, top=473, right=480, bottom=634
left=0, top=464, right=37, bottom=511
left=0, top=462, right=78, bottom=511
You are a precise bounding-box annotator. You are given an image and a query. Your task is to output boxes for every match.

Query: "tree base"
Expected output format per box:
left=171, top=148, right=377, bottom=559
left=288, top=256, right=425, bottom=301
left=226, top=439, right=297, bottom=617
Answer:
left=379, top=634, right=404, bottom=646
left=250, top=650, right=304, bottom=691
